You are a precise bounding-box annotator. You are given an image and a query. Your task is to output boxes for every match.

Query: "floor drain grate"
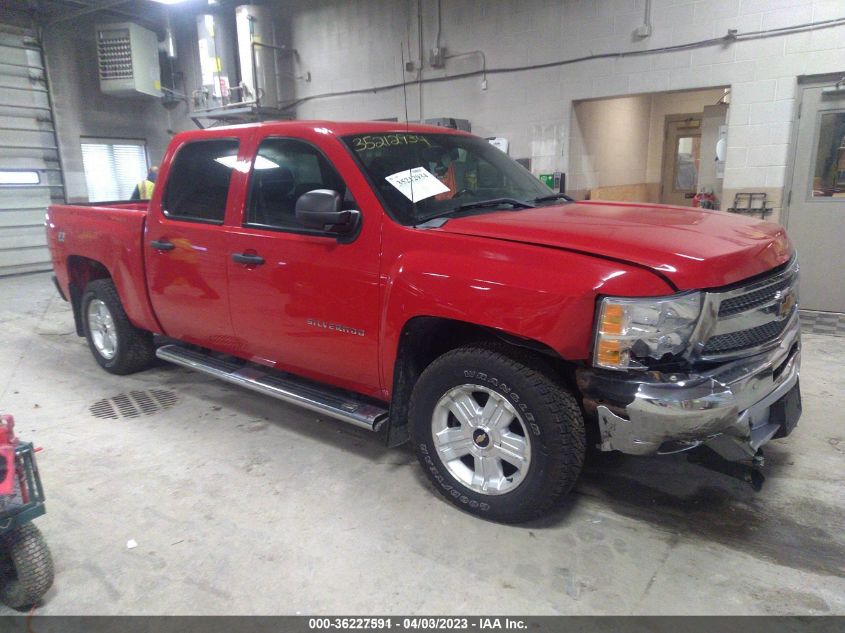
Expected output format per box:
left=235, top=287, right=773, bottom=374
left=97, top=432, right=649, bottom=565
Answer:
left=89, top=389, right=178, bottom=419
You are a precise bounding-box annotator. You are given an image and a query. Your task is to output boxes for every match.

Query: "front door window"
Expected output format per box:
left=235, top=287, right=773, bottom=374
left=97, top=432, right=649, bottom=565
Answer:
left=244, top=138, right=351, bottom=232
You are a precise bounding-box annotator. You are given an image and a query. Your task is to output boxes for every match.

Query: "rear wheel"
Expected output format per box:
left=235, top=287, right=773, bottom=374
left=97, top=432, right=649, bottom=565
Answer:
left=410, top=345, right=585, bottom=523
left=81, top=279, right=155, bottom=375
left=0, top=523, right=54, bottom=609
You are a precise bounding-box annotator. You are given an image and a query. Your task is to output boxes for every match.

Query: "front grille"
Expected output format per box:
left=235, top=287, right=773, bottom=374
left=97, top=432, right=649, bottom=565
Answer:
left=718, top=275, right=791, bottom=316
left=702, top=318, right=790, bottom=355
left=699, top=258, right=799, bottom=360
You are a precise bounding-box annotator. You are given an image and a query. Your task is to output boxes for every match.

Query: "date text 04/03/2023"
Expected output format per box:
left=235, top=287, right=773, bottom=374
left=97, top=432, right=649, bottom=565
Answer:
left=307, top=617, right=528, bottom=630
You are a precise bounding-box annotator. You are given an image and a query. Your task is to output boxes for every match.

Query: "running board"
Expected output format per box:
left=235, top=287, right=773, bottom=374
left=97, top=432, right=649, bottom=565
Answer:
left=156, top=344, right=388, bottom=431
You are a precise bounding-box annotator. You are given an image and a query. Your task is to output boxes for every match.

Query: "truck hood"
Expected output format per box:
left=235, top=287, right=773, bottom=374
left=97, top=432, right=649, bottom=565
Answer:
left=436, top=201, right=793, bottom=290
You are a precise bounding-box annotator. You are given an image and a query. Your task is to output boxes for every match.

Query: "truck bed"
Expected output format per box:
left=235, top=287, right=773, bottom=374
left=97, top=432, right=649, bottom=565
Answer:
left=46, top=201, right=161, bottom=334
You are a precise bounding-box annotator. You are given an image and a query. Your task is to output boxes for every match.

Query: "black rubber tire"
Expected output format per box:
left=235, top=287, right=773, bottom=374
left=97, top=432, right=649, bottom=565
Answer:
left=81, top=278, right=155, bottom=375
left=0, top=523, right=54, bottom=609
left=410, top=344, right=586, bottom=523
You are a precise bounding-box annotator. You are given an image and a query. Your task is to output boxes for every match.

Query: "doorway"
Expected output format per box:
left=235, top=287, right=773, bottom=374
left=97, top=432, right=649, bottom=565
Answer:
left=569, top=86, right=727, bottom=204
left=660, top=115, right=702, bottom=206
left=785, top=76, right=845, bottom=314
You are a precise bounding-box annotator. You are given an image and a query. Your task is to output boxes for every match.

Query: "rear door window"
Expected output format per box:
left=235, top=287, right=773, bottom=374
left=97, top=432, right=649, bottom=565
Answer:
left=162, top=140, right=239, bottom=223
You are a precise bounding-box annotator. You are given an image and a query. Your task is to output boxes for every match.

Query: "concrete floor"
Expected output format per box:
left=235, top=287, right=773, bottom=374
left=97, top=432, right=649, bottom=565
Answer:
left=0, top=272, right=843, bottom=615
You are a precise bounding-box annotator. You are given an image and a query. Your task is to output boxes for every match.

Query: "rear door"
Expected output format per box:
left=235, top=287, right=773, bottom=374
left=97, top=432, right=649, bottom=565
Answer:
left=784, top=80, right=845, bottom=313
left=144, top=136, right=241, bottom=347
left=225, top=132, right=382, bottom=396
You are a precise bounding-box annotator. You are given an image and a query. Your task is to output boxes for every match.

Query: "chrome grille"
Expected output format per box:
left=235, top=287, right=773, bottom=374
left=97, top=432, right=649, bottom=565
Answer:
left=697, top=258, right=799, bottom=361
left=702, top=318, right=790, bottom=355
left=718, top=275, right=792, bottom=316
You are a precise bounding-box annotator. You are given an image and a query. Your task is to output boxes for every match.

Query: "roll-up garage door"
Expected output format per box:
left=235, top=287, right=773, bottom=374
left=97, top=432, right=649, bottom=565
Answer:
left=0, top=24, right=64, bottom=276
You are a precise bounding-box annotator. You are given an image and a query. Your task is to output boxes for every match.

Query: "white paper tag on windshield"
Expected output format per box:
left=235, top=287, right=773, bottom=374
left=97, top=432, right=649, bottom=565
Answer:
left=385, top=167, right=450, bottom=202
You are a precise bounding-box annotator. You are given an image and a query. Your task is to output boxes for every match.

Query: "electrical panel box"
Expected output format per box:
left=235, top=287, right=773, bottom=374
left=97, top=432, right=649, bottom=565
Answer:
left=96, top=22, right=161, bottom=98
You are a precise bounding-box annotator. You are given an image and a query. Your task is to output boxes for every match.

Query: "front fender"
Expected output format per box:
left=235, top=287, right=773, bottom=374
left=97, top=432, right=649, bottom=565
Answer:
left=379, top=230, right=674, bottom=395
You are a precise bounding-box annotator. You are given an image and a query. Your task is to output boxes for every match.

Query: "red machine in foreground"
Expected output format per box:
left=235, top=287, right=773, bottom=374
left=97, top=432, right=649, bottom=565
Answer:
left=0, top=414, right=53, bottom=609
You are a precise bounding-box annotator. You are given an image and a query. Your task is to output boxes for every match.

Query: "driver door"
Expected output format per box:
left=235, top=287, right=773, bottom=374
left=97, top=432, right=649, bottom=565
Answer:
left=226, top=134, right=383, bottom=396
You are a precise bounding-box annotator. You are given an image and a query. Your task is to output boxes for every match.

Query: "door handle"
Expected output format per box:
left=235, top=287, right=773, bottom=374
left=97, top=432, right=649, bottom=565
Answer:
left=150, top=239, right=175, bottom=251
left=232, top=253, right=265, bottom=266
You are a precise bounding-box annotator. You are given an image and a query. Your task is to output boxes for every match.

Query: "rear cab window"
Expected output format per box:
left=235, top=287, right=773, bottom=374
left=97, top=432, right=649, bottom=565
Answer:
left=162, top=139, right=240, bottom=224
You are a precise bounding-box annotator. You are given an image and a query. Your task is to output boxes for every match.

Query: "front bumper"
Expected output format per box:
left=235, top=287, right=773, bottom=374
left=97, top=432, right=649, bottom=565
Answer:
left=577, top=312, right=801, bottom=461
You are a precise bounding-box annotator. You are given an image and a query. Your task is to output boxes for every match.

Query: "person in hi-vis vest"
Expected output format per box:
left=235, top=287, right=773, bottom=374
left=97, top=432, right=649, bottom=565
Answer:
left=131, top=165, right=159, bottom=200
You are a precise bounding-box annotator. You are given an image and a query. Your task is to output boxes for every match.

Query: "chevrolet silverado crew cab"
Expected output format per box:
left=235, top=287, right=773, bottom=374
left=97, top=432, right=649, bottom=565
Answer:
left=46, top=121, right=801, bottom=523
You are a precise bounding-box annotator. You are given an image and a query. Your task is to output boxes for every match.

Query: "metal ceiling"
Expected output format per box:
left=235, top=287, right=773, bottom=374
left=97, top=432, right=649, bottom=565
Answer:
left=6, top=0, right=167, bottom=33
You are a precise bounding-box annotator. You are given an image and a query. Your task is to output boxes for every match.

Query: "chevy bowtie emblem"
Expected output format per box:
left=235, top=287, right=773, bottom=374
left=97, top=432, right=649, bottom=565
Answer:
left=777, top=289, right=796, bottom=318
left=472, top=428, right=490, bottom=448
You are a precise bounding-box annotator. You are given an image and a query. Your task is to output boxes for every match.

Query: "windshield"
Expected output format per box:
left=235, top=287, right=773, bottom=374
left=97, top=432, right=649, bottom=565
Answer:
left=342, top=132, right=553, bottom=224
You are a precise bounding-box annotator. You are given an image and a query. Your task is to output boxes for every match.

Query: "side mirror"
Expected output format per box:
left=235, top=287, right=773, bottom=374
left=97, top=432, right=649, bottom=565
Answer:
left=295, top=189, right=360, bottom=236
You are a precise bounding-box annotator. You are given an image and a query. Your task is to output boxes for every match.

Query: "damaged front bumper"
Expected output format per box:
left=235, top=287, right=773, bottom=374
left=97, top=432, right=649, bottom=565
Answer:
left=577, top=313, right=802, bottom=462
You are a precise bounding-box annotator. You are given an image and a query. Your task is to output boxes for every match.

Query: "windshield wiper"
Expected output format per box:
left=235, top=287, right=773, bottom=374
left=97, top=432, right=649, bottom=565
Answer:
left=453, top=197, right=536, bottom=212
left=415, top=198, right=536, bottom=227
left=533, top=193, right=575, bottom=203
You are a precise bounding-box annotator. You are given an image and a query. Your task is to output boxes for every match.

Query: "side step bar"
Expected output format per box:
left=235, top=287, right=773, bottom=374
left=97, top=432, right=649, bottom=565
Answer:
left=156, top=344, right=389, bottom=431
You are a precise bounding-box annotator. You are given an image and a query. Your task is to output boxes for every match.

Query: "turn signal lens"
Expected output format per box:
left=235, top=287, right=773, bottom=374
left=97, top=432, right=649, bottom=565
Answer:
left=600, top=303, right=625, bottom=335
left=596, top=339, right=622, bottom=366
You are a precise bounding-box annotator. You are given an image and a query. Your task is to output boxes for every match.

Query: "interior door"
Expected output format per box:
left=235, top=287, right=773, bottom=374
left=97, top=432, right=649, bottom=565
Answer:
left=226, top=135, right=382, bottom=396
left=145, top=138, right=239, bottom=346
left=785, top=81, right=845, bottom=313
left=661, top=116, right=702, bottom=206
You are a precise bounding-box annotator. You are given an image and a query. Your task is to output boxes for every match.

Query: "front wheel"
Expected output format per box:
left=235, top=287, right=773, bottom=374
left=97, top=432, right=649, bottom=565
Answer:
left=410, top=345, right=585, bottom=523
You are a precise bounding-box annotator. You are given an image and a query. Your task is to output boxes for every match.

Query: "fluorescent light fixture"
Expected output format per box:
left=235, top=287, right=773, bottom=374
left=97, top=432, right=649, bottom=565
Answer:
left=253, top=156, right=279, bottom=170
left=214, top=155, right=279, bottom=170
left=0, top=170, right=40, bottom=185
left=215, top=156, right=238, bottom=169
left=148, top=0, right=191, bottom=5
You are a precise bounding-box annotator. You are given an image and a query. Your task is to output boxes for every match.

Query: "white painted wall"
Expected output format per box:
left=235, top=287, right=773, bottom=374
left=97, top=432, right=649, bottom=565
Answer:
left=276, top=0, right=845, bottom=220
left=570, top=94, right=653, bottom=193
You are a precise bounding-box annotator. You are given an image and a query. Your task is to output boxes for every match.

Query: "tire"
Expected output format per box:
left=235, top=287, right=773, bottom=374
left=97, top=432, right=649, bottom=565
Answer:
left=0, top=523, right=54, bottom=609
left=410, top=344, right=585, bottom=523
left=81, top=279, right=155, bottom=375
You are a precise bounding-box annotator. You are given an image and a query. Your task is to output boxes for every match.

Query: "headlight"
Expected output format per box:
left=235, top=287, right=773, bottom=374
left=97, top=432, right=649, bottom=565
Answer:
left=593, top=293, right=702, bottom=370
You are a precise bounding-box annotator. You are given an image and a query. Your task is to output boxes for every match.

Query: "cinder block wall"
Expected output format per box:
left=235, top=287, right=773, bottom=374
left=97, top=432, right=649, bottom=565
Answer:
left=276, top=0, right=845, bottom=223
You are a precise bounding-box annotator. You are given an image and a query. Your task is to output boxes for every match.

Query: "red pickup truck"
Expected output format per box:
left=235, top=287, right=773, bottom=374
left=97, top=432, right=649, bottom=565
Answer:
left=46, top=121, right=801, bottom=522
